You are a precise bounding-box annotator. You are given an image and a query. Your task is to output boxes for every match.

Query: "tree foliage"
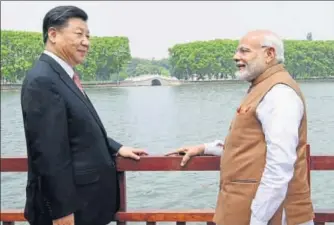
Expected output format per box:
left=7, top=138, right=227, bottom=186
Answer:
left=306, top=32, right=313, bottom=41
left=126, top=57, right=170, bottom=77
left=2, top=30, right=333, bottom=83
left=1, top=30, right=131, bottom=83
left=168, top=39, right=334, bottom=80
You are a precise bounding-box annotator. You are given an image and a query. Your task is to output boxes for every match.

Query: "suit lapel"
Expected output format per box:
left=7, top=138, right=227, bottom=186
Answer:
left=39, top=53, right=106, bottom=130
left=84, top=93, right=107, bottom=132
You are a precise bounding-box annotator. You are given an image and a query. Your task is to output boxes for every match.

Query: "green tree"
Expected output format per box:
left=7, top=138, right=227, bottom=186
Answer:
left=125, top=57, right=171, bottom=77
left=306, top=32, right=313, bottom=41
left=1, top=30, right=131, bottom=83
left=168, top=39, right=334, bottom=79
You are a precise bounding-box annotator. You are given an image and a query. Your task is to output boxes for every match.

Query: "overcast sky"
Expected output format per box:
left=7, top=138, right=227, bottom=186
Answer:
left=1, top=1, right=334, bottom=59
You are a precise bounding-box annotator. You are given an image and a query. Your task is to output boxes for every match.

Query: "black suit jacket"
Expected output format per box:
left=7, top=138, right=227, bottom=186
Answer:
left=21, top=53, right=122, bottom=225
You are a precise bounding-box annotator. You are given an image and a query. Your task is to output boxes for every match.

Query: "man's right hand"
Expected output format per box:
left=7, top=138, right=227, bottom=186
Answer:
left=165, top=144, right=205, bottom=166
left=53, top=213, right=74, bottom=225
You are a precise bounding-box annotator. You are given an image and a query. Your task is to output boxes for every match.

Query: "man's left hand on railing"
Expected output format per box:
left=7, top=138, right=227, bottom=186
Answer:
left=165, top=144, right=205, bottom=166
left=118, top=146, right=148, bottom=160
left=165, top=140, right=223, bottom=166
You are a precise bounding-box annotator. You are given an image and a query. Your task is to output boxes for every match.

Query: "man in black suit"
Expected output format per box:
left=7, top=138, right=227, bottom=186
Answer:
left=21, top=5, right=147, bottom=225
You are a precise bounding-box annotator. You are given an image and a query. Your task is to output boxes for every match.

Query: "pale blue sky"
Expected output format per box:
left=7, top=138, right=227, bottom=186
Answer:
left=1, top=1, right=334, bottom=59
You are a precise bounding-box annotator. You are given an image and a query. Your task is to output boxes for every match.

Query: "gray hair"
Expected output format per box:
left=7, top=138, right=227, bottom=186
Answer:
left=261, top=34, right=285, bottom=63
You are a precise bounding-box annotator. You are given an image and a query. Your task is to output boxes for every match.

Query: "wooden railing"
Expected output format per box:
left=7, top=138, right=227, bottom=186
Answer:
left=1, top=145, right=334, bottom=225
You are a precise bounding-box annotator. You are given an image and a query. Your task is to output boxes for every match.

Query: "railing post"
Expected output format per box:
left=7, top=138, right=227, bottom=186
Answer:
left=176, top=222, right=185, bottom=225
left=207, top=222, right=216, bottom=225
left=117, top=171, right=127, bottom=225
left=147, top=222, right=156, bottom=225
left=306, top=144, right=311, bottom=188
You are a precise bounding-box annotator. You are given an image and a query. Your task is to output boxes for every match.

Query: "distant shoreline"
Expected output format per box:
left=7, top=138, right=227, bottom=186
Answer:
left=1, top=77, right=334, bottom=91
left=182, top=77, right=334, bottom=84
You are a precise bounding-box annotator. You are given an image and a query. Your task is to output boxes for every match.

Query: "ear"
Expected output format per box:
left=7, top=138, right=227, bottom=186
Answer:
left=266, top=47, right=276, bottom=63
left=47, top=27, right=57, bottom=44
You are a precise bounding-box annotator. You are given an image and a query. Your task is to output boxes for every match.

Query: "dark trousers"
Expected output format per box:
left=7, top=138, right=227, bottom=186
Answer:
left=30, top=169, right=118, bottom=225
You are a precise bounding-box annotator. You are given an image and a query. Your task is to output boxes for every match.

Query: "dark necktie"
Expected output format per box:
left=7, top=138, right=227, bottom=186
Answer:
left=73, top=72, right=84, bottom=94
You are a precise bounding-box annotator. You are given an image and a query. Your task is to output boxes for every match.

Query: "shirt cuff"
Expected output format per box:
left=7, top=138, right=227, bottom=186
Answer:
left=203, top=140, right=224, bottom=155
left=249, top=213, right=268, bottom=225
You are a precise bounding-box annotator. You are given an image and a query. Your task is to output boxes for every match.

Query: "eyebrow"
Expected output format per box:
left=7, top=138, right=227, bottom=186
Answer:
left=74, top=26, right=84, bottom=31
left=75, top=27, right=90, bottom=34
left=237, top=46, right=251, bottom=51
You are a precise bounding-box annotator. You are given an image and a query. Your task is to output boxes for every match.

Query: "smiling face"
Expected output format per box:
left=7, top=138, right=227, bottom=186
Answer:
left=233, top=31, right=277, bottom=82
left=47, top=18, right=90, bottom=67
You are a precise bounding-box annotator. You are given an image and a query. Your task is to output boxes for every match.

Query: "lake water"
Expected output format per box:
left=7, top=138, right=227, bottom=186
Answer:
left=1, top=81, right=333, bottom=224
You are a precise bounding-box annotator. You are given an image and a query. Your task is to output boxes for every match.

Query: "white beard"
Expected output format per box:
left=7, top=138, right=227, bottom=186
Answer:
left=235, top=59, right=266, bottom=82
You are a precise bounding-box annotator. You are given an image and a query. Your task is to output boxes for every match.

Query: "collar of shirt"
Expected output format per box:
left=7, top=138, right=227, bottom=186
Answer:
left=43, top=50, right=75, bottom=79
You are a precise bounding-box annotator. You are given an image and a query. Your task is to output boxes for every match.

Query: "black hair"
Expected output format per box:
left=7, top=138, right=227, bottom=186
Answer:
left=42, top=5, right=88, bottom=44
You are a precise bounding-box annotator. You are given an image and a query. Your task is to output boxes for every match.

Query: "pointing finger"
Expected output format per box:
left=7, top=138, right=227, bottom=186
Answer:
left=165, top=151, right=179, bottom=156
left=134, top=149, right=148, bottom=155
left=180, top=154, right=191, bottom=167
left=130, top=152, right=140, bottom=160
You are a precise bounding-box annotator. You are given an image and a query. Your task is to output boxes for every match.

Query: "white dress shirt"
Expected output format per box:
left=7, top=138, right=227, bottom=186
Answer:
left=204, top=84, right=314, bottom=225
left=43, top=50, right=87, bottom=97
left=43, top=50, right=74, bottom=78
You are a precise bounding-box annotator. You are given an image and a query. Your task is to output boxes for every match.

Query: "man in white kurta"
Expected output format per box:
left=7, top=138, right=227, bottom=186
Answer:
left=166, top=30, right=314, bottom=225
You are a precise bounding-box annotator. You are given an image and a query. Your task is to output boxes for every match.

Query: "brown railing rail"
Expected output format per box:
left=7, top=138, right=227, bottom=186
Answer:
left=1, top=145, right=334, bottom=225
